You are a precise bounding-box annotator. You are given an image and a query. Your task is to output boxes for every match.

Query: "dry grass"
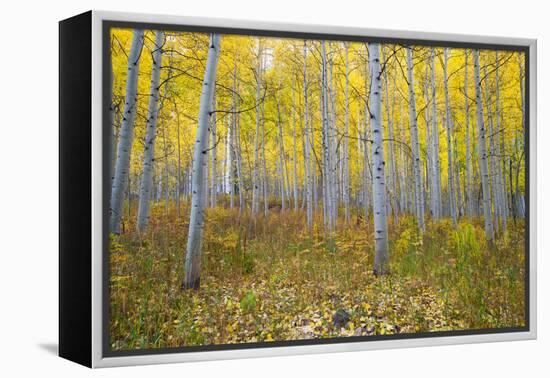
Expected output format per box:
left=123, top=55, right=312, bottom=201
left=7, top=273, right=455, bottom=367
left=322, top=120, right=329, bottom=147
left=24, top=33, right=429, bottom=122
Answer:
left=109, top=200, right=526, bottom=350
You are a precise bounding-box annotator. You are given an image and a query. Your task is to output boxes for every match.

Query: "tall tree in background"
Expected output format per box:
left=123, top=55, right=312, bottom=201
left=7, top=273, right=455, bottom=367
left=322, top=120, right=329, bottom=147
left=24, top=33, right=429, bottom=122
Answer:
left=362, top=45, right=372, bottom=221
left=303, top=41, right=313, bottom=229
left=383, top=47, right=398, bottom=225
left=110, top=29, right=145, bottom=234
left=292, top=73, right=299, bottom=212
left=251, top=39, right=263, bottom=216
left=430, top=48, right=442, bottom=219
left=482, top=64, right=497, bottom=234
left=210, top=92, right=218, bottom=208
left=443, top=48, right=458, bottom=226
left=406, top=46, right=425, bottom=231
left=321, top=41, right=335, bottom=234
left=369, top=43, right=389, bottom=276
left=343, top=43, right=351, bottom=223
left=495, top=51, right=508, bottom=230
left=137, top=31, right=164, bottom=232
left=516, top=54, right=526, bottom=218
left=473, top=49, right=494, bottom=243
left=464, top=50, right=474, bottom=218
left=183, top=34, right=222, bottom=290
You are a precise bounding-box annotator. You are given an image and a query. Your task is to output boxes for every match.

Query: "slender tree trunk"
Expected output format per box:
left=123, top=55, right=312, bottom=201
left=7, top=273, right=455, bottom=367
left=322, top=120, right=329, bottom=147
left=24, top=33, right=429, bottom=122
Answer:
left=407, top=46, right=425, bottom=231
left=430, top=48, right=442, bottom=219
left=454, top=137, right=463, bottom=216
left=363, top=53, right=372, bottom=220
left=156, top=174, right=162, bottom=201
left=397, top=98, right=407, bottom=214
left=343, top=43, right=351, bottom=223
left=109, top=29, right=144, bottom=234
left=483, top=65, right=500, bottom=234
left=229, top=59, right=238, bottom=210
left=321, top=41, right=334, bottom=233
left=495, top=51, right=508, bottom=230
left=327, top=43, right=338, bottom=228
left=383, top=47, right=398, bottom=226
left=473, top=50, right=494, bottom=242
left=292, top=79, right=299, bottom=212
left=136, top=31, right=164, bottom=232
left=236, top=115, right=245, bottom=214
left=369, top=43, right=389, bottom=275
left=227, top=118, right=234, bottom=208
left=210, top=92, right=218, bottom=208
left=356, top=108, right=364, bottom=215
left=183, top=34, right=221, bottom=290
left=163, top=125, right=170, bottom=214
left=252, top=39, right=263, bottom=215
left=443, top=48, right=458, bottom=226
left=464, top=50, right=474, bottom=218
left=262, top=103, right=269, bottom=217
left=363, top=120, right=372, bottom=220
left=303, top=41, right=313, bottom=228
left=422, top=66, right=432, bottom=218
left=277, top=98, right=287, bottom=211
left=519, top=54, right=525, bottom=217
left=172, top=99, right=182, bottom=217
left=109, top=58, right=118, bottom=184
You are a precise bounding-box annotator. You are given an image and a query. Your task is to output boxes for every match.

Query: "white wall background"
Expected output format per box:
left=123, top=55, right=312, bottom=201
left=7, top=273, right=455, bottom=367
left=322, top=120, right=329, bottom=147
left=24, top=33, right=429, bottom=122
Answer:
left=0, top=0, right=546, bottom=376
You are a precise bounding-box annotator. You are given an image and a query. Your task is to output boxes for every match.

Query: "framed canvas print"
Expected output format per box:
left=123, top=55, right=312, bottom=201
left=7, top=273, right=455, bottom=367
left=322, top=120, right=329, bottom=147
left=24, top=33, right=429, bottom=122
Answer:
left=59, top=10, right=537, bottom=368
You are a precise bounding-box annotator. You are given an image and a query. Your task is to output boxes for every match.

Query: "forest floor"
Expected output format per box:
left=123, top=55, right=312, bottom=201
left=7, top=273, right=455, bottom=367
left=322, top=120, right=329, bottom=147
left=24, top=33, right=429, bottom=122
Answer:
left=109, top=200, right=526, bottom=350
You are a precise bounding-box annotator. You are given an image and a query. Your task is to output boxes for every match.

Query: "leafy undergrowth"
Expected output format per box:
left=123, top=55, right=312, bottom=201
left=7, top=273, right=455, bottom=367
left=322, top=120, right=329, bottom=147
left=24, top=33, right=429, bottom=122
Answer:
left=110, top=201, right=525, bottom=350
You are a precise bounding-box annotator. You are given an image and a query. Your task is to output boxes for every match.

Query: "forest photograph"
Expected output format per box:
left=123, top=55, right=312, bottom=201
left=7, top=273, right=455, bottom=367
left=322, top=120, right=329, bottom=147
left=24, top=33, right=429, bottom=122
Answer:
left=107, top=26, right=527, bottom=351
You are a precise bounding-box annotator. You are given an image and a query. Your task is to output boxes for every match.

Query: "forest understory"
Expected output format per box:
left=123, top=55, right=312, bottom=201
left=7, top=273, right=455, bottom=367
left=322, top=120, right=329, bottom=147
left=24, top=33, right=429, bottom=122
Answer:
left=109, top=200, right=525, bottom=350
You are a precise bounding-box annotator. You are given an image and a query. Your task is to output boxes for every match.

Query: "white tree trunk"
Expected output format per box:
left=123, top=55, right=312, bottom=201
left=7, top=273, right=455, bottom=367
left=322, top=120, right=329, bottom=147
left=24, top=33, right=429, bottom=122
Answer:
left=454, top=137, right=463, bottom=216
left=327, top=43, right=338, bottom=227
left=228, top=96, right=234, bottom=209
left=343, top=43, right=351, bottom=223
left=495, top=51, right=508, bottom=230
left=483, top=65, right=500, bottom=234
left=163, top=126, right=170, bottom=214
left=229, top=59, right=238, bottom=210
left=175, top=82, right=182, bottom=217
left=251, top=39, right=263, bottom=215
left=473, top=50, right=494, bottom=242
left=261, top=102, right=269, bottom=217
left=430, top=48, right=442, bottom=219
left=321, top=41, right=334, bottom=233
left=210, top=92, right=218, bottom=208
left=443, top=48, right=458, bottom=226
left=303, top=41, right=313, bottom=228
left=292, top=79, right=299, bottom=211
left=406, top=47, right=425, bottom=231
left=397, top=98, right=407, bottom=214
left=383, top=47, right=398, bottom=225
left=136, top=31, right=164, bottom=232
left=276, top=99, right=287, bottom=212
left=369, top=43, right=389, bottom=275
left=235, top=110, right=245, bottom=214
left=110, top=29, right=144, bottom=234
left=464, top=50, right=474, bottom=218
left=183, top=34, right=221, bottom=290
left=422, top=66, right=432, bottom=217
left=363, top=53, right=372, bottom=220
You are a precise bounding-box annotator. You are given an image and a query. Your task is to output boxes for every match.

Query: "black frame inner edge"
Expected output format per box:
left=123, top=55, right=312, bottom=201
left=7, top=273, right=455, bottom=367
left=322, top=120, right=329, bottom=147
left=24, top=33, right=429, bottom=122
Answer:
left=101, top=19, right=530, bottom=358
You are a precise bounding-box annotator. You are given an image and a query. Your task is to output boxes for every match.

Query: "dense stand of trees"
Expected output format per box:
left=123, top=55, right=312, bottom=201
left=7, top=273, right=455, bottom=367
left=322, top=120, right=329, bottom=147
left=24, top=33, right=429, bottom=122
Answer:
left=109, top=29, right=526, bottom=289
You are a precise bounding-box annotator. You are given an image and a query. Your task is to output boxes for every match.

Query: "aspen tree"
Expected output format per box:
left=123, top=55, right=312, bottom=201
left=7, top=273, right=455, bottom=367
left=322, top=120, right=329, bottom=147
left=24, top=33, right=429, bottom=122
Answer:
left=137, top=31, right=164, bottom=232
left=110, top=29, right=145, bottom=234
left=183, top=34, right=221, bottom=290
left=473, top=49, right=494, bottom=242
left=369, top=43, right=389, bottom=275
left=407, top=46, right=425, bottom=231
